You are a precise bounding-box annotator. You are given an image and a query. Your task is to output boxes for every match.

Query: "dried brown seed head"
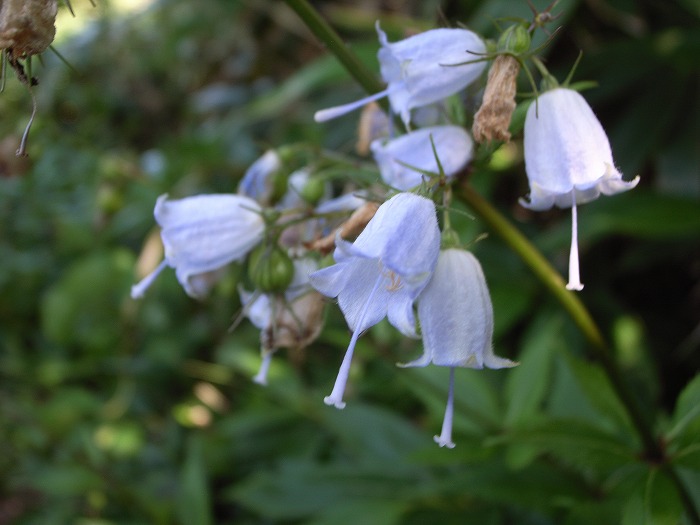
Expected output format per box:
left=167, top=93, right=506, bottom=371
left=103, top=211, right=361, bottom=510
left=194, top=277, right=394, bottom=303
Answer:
left=472, top=55, right=520, bottom=143
left=0, top=0, right=58, bottom=58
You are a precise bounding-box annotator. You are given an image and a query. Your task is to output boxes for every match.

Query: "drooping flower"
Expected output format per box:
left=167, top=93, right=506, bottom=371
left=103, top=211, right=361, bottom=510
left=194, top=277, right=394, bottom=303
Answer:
left=521, top=87, right=639, bottom=291
left=371, top=125, right=473, bottom=190
left=239, top=257, right=324, bottom=385
left=403, top=249, right=516, bottom=447
left=131, top=194, right=265, bottom=299
left=315, top=23, right=486, bottom=127
left=310, top=192, right=440, bottom=408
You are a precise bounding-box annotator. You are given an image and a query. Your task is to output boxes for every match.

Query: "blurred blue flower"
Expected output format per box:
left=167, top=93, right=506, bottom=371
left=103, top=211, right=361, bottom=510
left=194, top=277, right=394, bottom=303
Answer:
left=371, top=125, right=473, bottom=190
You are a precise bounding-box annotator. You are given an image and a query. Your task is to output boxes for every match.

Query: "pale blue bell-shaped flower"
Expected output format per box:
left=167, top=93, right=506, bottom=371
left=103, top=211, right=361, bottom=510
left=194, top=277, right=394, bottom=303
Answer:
left=315, top=23, right=486, bottom=127
left=131, top=194, right=265, bottom=299
left=371, top=125, right=473, bottom=190
left=310, top=192, right=440, bottom=408
left=403, top=249, right=516, bottom=447
left=238, top=150, right=282, bottom=205
left=521, top=88, right=639, bottom=291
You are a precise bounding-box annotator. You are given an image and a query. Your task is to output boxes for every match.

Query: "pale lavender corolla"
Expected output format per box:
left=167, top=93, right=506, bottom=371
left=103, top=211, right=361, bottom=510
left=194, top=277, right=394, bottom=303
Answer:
left=521, top=88, right=639, bottom=291
left=404, top=249, right=516, bottom=448
left=131, top=194, right=264, bottom=299
left=310, top=192, right=440, bottom=409
left=315, top=23, right=486, bottom=127
left=371, top=125, right=473, bottom=190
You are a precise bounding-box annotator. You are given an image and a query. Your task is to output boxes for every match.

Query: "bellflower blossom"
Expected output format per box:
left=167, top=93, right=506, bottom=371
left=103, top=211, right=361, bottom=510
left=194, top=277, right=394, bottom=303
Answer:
left=310, top=192, right=440, bottom=408
left=521, top=88, right=639, bottom=291
left=403, top=249, right=516, bottom=448
left=371, top=126, right=473, bottom=190
left=315, top=23, right=486, bottom=127
left=131, top=194, right=265, bottom=299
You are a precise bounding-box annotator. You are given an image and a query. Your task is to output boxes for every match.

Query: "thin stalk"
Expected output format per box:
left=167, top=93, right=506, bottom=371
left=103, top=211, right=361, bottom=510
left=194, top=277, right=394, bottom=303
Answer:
left=284, top=0, right=385, bottom=96
left=286, top=3, right=699, bottom=521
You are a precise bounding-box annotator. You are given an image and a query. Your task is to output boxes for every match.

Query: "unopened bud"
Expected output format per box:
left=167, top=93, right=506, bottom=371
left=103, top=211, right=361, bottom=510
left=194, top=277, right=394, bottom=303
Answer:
left=299, top=177, right=326, bottom=205
left=472, top=55, right=520, bottom=143
left=497, top=24, right=531, bottom=55
left=247, top=244, right=295, bottom=293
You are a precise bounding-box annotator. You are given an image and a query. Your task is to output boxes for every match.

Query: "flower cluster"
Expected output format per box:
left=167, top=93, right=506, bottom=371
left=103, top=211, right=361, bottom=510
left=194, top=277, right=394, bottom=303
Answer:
left=130, top=18, right=638, bottom=447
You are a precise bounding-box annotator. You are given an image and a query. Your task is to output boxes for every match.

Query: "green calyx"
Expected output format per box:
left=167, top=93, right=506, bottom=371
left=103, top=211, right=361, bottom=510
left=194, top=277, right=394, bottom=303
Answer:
left=498, top=24, right=531, bottom=55
left=247, top=243, right=295, bottom=293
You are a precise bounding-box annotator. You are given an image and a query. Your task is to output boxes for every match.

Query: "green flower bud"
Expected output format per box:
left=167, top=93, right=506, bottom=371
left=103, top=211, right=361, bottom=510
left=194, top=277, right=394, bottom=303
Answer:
left=498, top=24, right=531, bottom=55
left=247, top=244, right=295, bottom=293
left=299, top=177, right=326, bottom=205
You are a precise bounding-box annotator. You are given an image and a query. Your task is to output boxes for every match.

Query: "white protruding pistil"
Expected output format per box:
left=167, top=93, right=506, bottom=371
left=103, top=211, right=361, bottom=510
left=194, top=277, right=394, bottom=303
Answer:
left=434, top=367, right=456, bottom=448
left=324, top=273, right=385, bottom=409
left=131, top=260, right=168, bottom=299
left=253, top=351, right=273, bottom=386
left=566, top=197, right=584, bottom=291
left=314, top=89, right=390, bottom=123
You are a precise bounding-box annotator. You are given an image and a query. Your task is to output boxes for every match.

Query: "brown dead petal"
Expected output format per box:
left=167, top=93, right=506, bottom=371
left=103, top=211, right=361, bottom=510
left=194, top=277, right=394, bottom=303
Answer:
left=472, top=55, right=520, bottom=143
left=306, top=201, right=380, bottom=255
left=0, top=0, right=58, bottom=58
left=261, top=291, right=325, bottom=351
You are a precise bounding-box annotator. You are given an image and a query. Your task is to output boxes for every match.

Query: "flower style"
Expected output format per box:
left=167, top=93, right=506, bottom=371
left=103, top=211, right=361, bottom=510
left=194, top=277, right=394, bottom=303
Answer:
left=239, top=257, right=324, bottom=385
left=521, top=88, right=639, bottom=291
left=403, top=249, right=517, bottom=448
left=371, top=125, right=473, bottom=190
left=310, top=192, right=440, bottom=408
left=315, top=23, right=486, bottom=127
left=131, top=194, right=265, bottom=299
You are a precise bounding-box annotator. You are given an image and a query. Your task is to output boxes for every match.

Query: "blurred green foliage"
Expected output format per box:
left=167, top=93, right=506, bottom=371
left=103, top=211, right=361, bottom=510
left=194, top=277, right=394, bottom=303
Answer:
left=0, top=0, right=698, bottom=523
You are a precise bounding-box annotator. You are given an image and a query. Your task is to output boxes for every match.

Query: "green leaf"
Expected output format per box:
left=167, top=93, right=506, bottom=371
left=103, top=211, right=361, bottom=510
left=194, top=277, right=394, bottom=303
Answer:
left=319, top=402, right=428, bottom=463
left=491, top=418, right=635, bottom=473
left=230, top=460, right=422, bottom=521
left=644, top=469, right=684, bottom=525
left=504, top=311, right=562, bottom=426
left=176, top=436, right=212, bottom=525
left=622, top=468, right=685, bottom=525
left=667, top=374, right=700, bottom=442
left=561, top=351, right=634, bottom=434
left=33, top=465, right=103, bottom=497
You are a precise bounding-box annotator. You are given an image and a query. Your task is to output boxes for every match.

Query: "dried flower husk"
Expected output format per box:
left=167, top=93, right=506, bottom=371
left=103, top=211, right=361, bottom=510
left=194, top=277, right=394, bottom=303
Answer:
left=356, top=102, right=389, bottom=156
left=260, top=291, right=325, bottom=352
left=0, top=0, right=58, bottom=59
left=472, top=55, right=520, bottom=143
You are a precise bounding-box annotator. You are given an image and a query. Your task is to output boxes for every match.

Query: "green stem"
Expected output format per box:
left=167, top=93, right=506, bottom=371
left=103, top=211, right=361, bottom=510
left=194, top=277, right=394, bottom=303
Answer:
left=284, top=0, right=384, bottom=96
left=286, top=3, right=699, bottom=522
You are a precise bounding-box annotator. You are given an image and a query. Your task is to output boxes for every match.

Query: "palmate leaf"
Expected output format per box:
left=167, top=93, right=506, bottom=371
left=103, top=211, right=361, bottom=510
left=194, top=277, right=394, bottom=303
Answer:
left=557, top=350, right=635, bottom=436
left=228, top=459, right=422, bottom=522
left=666, top=374, right=700, bottom=465
left=667, top=374, right=700, bottom=442
left=621, top=469, right=684, bottom=525
left=489, top=418, right=636, bottom=475
left=504, top=310, right=562, bottom=426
